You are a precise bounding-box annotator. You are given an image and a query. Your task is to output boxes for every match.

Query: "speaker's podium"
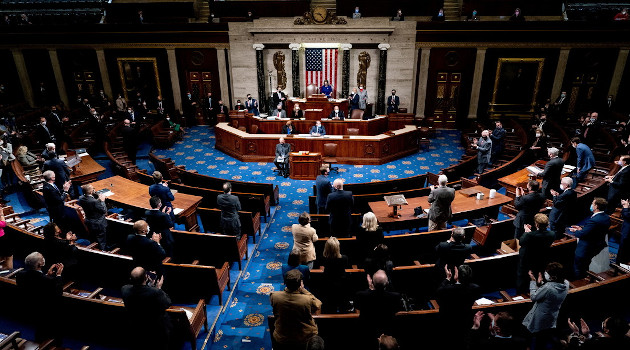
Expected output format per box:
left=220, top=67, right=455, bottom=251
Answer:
left=289, top=151, right=321, bottom=180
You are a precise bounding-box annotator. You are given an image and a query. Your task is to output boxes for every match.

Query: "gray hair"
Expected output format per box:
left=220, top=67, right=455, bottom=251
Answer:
left=25, top=252, right=44, bottom=270
left=452, top=227, right=465, bottom=242
left=46, top=143, right=55, bottom=151
left=43, top=170, right=55, bottom=182
left=333, top=178, right=344, bottom=190
left=548, top=147, right=559, bottom=157
left=561, top=177, right=573, bottom=187
left=361, top=212, right=379, bottom=231
left=438, top=175, right=448, bottom=186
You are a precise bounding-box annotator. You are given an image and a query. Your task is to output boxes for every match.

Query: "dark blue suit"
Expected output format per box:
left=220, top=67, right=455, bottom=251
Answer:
left=575, top=143, right=595, bottom=182
left=386, top=95, right=400, bottom=113
left=549, top=188, right=576, bottom=238
left=246, top=98, right=259, bottom=116
left=606, top=166, right=630, bottom=213
left=573, top=212, right=610, bottom=278
left=490, top=127, right=506, bottom=161
left=513, top=191, right=546, bottom=239
left=350, top=94, right=359, bottom=111
left=310, top=125, right=326, bottom=136
left=325, top=189, right=354, bottom=237
left=616, top=207, right=630, bottom=264
left=42, top=181, right=67, bottom=225
left=145, top=209, right=174, bottom=256
left=149, top=183, right=175, bottom=211
left=43, top=157, right=70, bottom=190
left=315, top=175, right=332, bottom=213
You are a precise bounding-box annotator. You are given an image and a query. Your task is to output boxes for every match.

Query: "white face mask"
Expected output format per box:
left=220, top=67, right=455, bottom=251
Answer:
left=536, top=133, right=542, bottom=137
left=544, top=271, right=551, bottom=281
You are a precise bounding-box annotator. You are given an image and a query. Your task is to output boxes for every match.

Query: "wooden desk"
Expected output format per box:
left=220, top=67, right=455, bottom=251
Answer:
left=497, top=161, right=569, bottom=199
left=286, top=98, right=349, bottom=120
left=215, top=123, right=420, bottom=165
left=289, top=152, right=321, bottom=180
left=89, top=176, right=203, bottom=231
left=69, top=155, right=106, bottom=186
left=244, top=114, right=389, bottom=136
left=368, top=185, right=512, bottom=231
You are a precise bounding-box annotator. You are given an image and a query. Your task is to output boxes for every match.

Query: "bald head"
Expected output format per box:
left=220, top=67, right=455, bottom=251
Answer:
left=333, top=178, right=344, bottom=190
left=133, top=220, right=148, bottom=235
left=130, top=266, right=147, bottom=285
left=124, top=119, right=131, bottom=126
left=372, top=270, right=388, bottom=290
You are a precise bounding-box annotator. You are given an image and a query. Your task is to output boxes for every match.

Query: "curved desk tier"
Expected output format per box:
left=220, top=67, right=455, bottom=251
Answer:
left=214, top=123, right=421, bottom=165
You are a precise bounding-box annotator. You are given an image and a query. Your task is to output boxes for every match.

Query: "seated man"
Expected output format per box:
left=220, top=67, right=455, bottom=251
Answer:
left=328, top=105, right=345, bottom=120
left=310, top=120, right=326, bottom=136
left=274, top=137, right=291, bottom=178
left=281, top=120, right=296, bottom=135
left=272, top=103, right=286, bottom=118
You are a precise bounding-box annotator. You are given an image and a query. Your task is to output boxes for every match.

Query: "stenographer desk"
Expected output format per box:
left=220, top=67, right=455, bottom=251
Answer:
left=243, top=114, right=389, bottom=136
left=214, top=123, right=420, bottom=165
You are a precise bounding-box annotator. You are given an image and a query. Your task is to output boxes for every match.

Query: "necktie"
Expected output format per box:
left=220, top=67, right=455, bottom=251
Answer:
left=53, top=183, right=59, bottom=192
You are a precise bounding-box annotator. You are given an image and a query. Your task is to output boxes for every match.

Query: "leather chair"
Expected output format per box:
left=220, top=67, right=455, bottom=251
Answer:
left=238, top=126, right=247, bottom=132
left=322, top=143, right=339, bottom=173
left=306, top=84, right=319, bottom=97
left=350, top=109, right=364, bottom=119
left=250, top=124, right=259, bottom=134
left=347, top=128, right=359, bottom=135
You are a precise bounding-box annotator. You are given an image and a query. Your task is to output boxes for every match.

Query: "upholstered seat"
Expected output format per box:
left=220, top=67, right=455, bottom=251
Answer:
left=322, top=143, right=339, bottom=173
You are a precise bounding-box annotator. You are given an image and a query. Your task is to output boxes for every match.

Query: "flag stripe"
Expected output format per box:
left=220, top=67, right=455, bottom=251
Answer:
left=305, top=48, right=337, bottom=96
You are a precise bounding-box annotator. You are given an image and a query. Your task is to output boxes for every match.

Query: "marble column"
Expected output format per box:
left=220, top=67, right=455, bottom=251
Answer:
left=11, top=49, right=34, bottom=107
left=341, top=44, right=352, bottom=99
left=95, top=49, right=113, bottom=100
left=609, top=48, right=629, bottom=98
left=551, top=48, right=570, bottom=100
left=377, top=43, right=390, bottom=115
left=468, top=48, right=487, bottom=119
left=415, top=48, right=431, bottom=117
left=166, top=49, right=183, bottom=114
left=217, top=48, right=230, bottom=108
left=290, top=43, right=301, bottom=98
left=48, top=49, right=69, bottom=107
left=253, top=44, right=266, bottom=112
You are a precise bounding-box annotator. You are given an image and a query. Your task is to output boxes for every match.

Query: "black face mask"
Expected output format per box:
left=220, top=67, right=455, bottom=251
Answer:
left=248, top=97, right=252, bottom=100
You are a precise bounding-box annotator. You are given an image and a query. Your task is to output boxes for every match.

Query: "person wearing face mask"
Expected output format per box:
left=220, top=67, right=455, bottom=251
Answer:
left=349, top=88, right=359, bottom=112
left=78, top=184, right=108, bottom=250
left=432, top=8, right=445, bottom=21
left=522, top=262, right=569, bottom=349
left=553, top=90, right=569, bottom=116
left=604, top=155, right=630, bottom=213
left=549, top=177, right=577, bottom=239
left=568, top=197, right=611, bottom=278
left=125, top=220, right=165, bottom=277
left=473, top=130, right=492, bottom=174
left=245, top=93, right=259, bottom=116
left=357, top=86, right=368, bottom=110
left=582, top=112, right=601, bottom=147
left=517, top=214, right=555, bottom=293
left=36, top=116, right=56, bottom=147
left=291, top=103, right=304, bottom=119
left=470, top=311, right=527, bottom=349
left=272, top=103, right=286, bottom=118
left=614, top=8, right=629, bottom=20
left=163, top=113, right=183, bottom=137
left=528, top=128, right=548, bottom=163
left=319, top=80, right=333, bottom=98
left=467, top=9, right=479, bottom=21
left=386, top=89, right=399, bottom=114
left=352, top=6, right=361, bottom=19
left=538, top=147, right=564, bottom=198
left=182, top=91, right=198, bottom=126
left=272, top=87, right=286, bottom=110
left=514, top=180, right=546, bottom=239
left=571, top=137, right=595, bottom=185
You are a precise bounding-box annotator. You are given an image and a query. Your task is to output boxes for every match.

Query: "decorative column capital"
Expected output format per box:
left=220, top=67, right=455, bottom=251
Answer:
left=253, top=44, right=265, bottom=51
left=289, top=43, right=301, bottom=51
left=378, top=43, right=390, bottom=51
left=340, top=43, right=353, bottom=51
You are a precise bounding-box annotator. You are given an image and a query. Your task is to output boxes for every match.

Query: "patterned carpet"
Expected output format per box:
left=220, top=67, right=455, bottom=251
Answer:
left=153, top=127, right=466, bottom=350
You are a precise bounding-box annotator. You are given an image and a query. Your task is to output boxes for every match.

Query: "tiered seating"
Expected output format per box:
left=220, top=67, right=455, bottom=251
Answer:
left=104, top=122, right=141, bottom=181
left=151, top=121, right=181, bottom=149
left=0, top=0, right=106, bottom=25
left=197, top=207, right=261, bottom=243
left=149, top=152, right=184, bottom=181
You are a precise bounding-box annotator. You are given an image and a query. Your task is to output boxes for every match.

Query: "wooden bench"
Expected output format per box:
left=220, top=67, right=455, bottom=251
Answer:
left=149, top=152, right=184, bottom=181
left=150, top=122, right=180, bottom=149
left=197, top=207, right=261, bottom=243
left=170, top=229, right=248, bottom=270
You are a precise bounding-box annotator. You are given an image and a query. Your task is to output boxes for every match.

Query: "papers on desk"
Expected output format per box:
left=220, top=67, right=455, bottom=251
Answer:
left=562, top=165, right=576, bottom=175
left=78, top=152, right=89, bottom=157
left=512, top=296, right=525, bottom=301
left=475, top=297, right=495, bottom=305
left=181, top=308, right=193, bottom=320
left=526, top=166, right=543, bottom=175
left=620, top=263, right=630, bottom=271
left=96, top=188, right=114, bottom=197
left=173, top=208, right=184, bottom=215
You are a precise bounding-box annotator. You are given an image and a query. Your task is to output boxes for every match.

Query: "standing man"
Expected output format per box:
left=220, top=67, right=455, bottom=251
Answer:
left=538, top=147, right=564, bottom=199
left=126, top=220, right=165, bottom=276
left=272, top=87, right=286, bottom=110
left=274, top=137, right=291, bottom=178
left=357, top=85, right=368, bottom=110
left=427, top=174, right=455, bottom=231
left=43, top=150, right=71, bottom=196
left=616, top=199, right=630, bottom=264
left=315, top=166, right=332, bottom=214
left=269, top=269, right=322, bottom=349
left=386, top=89, right=400, bottom=114
left=217, top=182, right=242, bottom=237
left=320, top=80, right=333, bottom=98
left=569, top=197, right=611, bottom=278
left=553, top=90, right=568, bottom=117
left=149, top=171, right=175, bottom=215
left=182, top=91, right=198, bottom=126
left=121, top=119, right=138, bottom=164
left=204, top=91, right=216, bottom=123
left=328, top=105, right=345, bottom=120
left=246, top=94, right=259, bottom=116
left=35, top=116, right=55, bottom=147
left=604, top=155, right=630, bottom=213
left=41, top=170, right=70, bottom=226
left=78, top=184, right=108, bottom=250
left=516, top=214, right=555, bottom=293
left=571, top=137, right=595, bottom=185
left=435, top=227, right=472, bottom=271
left=490, top=120, right=506, bottom=163
left=473, top=130, right=492, bottom=174
left=326, top=179, right=354, bottom=237
left=121, top=267, right=172, bottom=350
left=549, top=177, right=577, bottom=238
left=349, top=88, right=359, bottom=113
left=514, top=180, right=546, bottom=239
left=145, top=196, right=174, bottom=256
left=216, top=99, right=228, bottom=116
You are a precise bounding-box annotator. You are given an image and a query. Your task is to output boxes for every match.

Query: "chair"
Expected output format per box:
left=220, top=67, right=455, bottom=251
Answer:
left=350, top=109, right=364, bottom=119
left=306, top=84, right=319, bottom=97
left=322, top=143, right=339, bottom=173
left=347, top=128, right=359, bottom=135
left=250, top=124, right=259, bottom=134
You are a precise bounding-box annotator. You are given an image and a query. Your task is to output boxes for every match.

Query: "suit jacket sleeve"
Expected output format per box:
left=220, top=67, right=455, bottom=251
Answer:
left=478, top=140, right=491, bottom=154
left=165, top=187, right=175, bottom=202
left=514, top=195, right=525, bottom=210
left=428, top=189, right=436, bottom=203
left=95, top=198, right=107, bottom=215
left=572, top=217, right=599, bottom=239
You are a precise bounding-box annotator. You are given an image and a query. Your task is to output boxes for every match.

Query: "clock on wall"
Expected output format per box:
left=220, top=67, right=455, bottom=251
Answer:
left=311, top=6, right=329, bottom=24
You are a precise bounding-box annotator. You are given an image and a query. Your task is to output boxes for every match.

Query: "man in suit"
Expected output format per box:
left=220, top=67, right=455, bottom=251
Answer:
left=145, top=196, right=174, bottom=256
left=35, top=116, right=55, bottom=147
left=553, top=90, right=568, bottom=117
left=386, top=89, right=400, bottom=114
left=582, top=112, right=601, bottom=147
left=328, top=105, right=345, bottom=120
left=78, top=184, right=108, bottom=250
left=41, top=143, right=56, bottom=161
left=427, top=174, right=456, bottom=231
left=605, top=155, right=630, bottom=213
left=473, top=130, right=492, bottom=174
left=517, top=213, right=555, bottom=293
left=309, top=120, right=326, bottom=136
left=16, top=252, right=64, bottom=342
left=126, top=220, right=166, bottom=276
left=47, top=105, right=63, bottom=141
left=216, top=182, right=242, bottom=237
left=326, top=178, right=354, bottom=237
left=469, top=312, right=527, bottom=350
left=155, top=95, right=166, bottom=119
left=272, top=103, right=287, bottom=118
left=272, top=87, right=286, bottom=110
left=569, top=197, right=611, bottom=278
left=182, top=91, right=198, bottom=126
left=616, top=199, right=630, bottom=264
left=490, top=120, right=506, bottom=163
left=538, top=147, right=564, bottom=198
left=315, top=166, right=332, bottom=214
left=355, top=270, right=402, bottom=343
left=149, top=171, right=175, bottom=214
left=435, top=227, right=472, bottom=271
left=549, top=177, right=577, bottom=238
left=349, top=88, right=359, bottom=112
left=571, top=137, right=595, bottom=184
left=43, top=151, right=70, bottom=193
left=246, top=94, right=259, bottom=116
left=216, top=99, right=228, bottom=116
left=121, top=267, right=172, bottom=350
left=204, top=92, right=216, bottom=122
left=274, top=137, right=291, bottom=178
left=121, top=119, right=138, bottom=164
left=514, top=180, right=546, bottom=239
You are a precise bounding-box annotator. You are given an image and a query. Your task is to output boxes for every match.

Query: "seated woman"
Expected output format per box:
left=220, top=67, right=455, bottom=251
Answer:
left=319, top=237, right=350, bottom=313
left=163, top=113, right=185, bottom=135
left=281, top=120, right=296, bottom=135
left=16, top=145, right=41, bottom=167
left=281, top=249, right=310, bottom=288
left=42, top=222, right=85, bottom=279
left=290, top=103, right=304, bottom=119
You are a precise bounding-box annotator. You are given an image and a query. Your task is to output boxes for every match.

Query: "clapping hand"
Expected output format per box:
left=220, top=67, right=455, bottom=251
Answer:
left=524, top=224, right=532, bottom=233
left=621, top=199, right=630, bottom=209
left=162, top=206, right=172, bottom=214
left=472, top=311, right=485, bottom=330
left=62, top=180, right=72, bottom=192
left=151, top=232, right=162, bottom=244
left=550, top=189, right=559, bottom=197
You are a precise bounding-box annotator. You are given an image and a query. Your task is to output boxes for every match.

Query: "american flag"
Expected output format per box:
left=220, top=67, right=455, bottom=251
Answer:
left=305, top=48, right=338, bottom=92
